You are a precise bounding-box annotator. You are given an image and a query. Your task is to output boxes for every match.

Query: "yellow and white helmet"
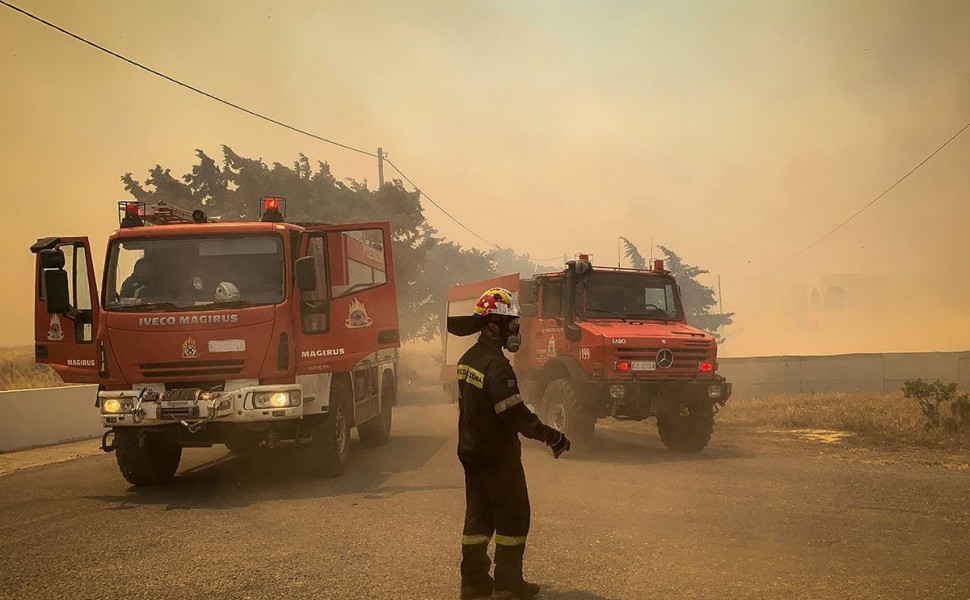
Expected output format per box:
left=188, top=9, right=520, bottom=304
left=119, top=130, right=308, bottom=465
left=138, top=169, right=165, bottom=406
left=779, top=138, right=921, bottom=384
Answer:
left=474, top=287, right=521, bottom=318
left=447, top=287, right=521, bottom=337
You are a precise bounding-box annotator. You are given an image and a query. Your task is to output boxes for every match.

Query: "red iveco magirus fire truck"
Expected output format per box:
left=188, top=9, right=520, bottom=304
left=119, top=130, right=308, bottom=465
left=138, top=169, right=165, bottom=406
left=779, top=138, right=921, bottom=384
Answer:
left=31, top=198, right=400, bottom=485
left=442, top=255, right=731, bottom=452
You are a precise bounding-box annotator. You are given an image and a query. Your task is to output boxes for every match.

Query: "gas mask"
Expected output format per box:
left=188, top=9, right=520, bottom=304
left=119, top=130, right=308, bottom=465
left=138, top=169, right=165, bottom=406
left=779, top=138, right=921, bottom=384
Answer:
left=490, top=318, right=521, bottom=353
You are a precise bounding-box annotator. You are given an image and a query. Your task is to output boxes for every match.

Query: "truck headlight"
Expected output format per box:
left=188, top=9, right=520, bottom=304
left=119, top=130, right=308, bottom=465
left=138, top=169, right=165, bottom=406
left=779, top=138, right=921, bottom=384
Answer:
left=610, top=384, right=627, bottom=399
left=253, top=391, right=301, bottom=408
left=708, top=385, right=722, bottom=399
left=102, top=398, right=132, bottom=414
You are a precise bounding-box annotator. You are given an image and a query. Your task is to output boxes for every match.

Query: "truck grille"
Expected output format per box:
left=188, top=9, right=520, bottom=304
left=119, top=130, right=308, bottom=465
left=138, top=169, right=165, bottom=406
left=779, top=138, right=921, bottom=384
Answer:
left=616, top=347, right=711, bottom=374
left=139, top=359, right=245, bottom=380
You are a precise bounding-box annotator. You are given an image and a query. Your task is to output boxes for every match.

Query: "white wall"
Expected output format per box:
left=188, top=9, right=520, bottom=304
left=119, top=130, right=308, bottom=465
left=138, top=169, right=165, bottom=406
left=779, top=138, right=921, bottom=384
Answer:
left=0, top=385, right=101, bottom=452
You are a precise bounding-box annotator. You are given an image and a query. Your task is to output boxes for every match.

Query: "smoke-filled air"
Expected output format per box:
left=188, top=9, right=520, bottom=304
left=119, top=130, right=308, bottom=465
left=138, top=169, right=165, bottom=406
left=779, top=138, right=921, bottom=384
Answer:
left=2, top=0, right=969, bottom=355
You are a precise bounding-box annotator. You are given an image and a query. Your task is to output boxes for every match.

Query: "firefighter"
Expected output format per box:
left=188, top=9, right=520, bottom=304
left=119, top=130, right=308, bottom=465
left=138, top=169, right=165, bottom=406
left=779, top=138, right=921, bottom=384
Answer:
left=120, top=257, right=156, bottom=299
left=448, top=287, right=571, bottom=600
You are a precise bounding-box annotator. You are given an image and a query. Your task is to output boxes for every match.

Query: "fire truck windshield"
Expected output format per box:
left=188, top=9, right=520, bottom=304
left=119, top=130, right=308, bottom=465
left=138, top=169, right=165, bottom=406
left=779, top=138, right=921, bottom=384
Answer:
left=104, top=234, right=285, bottom=311
left=577, top=271, right=682, bottom=322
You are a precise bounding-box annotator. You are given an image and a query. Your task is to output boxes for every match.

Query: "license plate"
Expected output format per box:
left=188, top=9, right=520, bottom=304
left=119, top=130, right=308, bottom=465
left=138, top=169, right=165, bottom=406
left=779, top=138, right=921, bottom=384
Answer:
left=631, top=361, right=656, bottom=371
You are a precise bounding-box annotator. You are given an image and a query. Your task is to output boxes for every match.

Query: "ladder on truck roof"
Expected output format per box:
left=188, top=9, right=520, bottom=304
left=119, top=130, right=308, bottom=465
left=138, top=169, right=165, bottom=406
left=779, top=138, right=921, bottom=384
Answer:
left=121, top=201, right=218, bottom=226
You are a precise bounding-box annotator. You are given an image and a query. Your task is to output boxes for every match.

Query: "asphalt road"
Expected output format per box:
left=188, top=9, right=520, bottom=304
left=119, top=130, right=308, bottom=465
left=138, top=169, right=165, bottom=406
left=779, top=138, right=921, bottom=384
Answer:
left=1, top=389, right=968, bottom=600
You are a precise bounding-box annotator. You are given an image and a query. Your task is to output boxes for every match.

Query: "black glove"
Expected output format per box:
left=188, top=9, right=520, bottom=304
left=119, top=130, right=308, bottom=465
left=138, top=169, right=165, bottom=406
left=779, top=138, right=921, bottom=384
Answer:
left=546, top=430, right=571, bottom=459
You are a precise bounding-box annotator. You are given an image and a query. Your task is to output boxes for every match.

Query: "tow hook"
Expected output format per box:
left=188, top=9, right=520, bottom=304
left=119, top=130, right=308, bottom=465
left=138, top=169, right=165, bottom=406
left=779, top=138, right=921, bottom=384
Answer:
left=101, top=431, right=116, bottom=453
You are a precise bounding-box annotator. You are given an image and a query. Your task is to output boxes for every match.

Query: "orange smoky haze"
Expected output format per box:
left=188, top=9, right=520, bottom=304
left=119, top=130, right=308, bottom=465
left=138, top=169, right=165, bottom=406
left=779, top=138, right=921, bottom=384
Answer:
left=1, top=0, right=969, bottom=356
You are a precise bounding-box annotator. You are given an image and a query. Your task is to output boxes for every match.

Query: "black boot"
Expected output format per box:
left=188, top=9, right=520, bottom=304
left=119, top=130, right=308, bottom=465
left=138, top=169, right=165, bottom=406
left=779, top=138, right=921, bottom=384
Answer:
left=460, top=541, right=493, bottom=599
left=491, top=582, right=540, bottom=599
left=493, top=543, right=539, bottom=598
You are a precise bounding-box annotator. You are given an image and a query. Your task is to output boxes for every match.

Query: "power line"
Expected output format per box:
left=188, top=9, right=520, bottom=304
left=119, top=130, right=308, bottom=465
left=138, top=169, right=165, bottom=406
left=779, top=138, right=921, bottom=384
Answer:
left=761, top=118, right=970, bottom=275
left=383, top=157, right=499, bottom=249
left=0, top=0, right=376, bottom=158
left=2, top=0, right=506, bottom=251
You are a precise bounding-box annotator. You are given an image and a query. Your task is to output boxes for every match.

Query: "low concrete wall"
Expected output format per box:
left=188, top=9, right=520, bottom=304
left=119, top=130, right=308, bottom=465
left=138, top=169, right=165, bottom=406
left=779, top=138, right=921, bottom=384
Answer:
left=0, top=385, right=101, bottom=452
left=719, top=351, right=970, bottom=398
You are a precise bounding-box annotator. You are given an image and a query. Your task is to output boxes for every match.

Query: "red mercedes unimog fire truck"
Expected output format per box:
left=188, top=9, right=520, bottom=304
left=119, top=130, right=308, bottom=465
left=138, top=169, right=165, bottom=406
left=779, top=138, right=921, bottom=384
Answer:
left=442, top=256, right=731, bottom=452
left=31, top=198, right=400, bottom=485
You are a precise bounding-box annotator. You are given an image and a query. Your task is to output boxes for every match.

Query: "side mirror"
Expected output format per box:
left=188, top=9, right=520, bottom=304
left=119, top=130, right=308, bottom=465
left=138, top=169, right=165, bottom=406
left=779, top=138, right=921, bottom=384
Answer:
left=520, top=304, right=537, bottom=318
left=39, top=249, right=65, bottom=270
left=44, top=270, right=70, bottom=314
left=294, top=256, right=317, bottom=292
left=564, top=324, right=582, bottom=342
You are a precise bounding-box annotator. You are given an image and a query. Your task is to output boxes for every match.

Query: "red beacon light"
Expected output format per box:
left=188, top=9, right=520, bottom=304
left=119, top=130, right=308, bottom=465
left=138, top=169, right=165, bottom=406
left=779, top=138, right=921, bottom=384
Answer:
left=653, top=259, right=665, bottom=272
left=260, top=196, right=286, bottom=223
left=616, top=360, right=631, bottom=372
left=118, top=201, right=145, bottom=228
left=699, top=362, right=713, bottom=372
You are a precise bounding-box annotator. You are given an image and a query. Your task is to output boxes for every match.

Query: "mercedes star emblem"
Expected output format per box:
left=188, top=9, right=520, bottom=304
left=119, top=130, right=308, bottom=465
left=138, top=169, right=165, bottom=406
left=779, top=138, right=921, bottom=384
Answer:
left=656, top=349, right=674, bottom=369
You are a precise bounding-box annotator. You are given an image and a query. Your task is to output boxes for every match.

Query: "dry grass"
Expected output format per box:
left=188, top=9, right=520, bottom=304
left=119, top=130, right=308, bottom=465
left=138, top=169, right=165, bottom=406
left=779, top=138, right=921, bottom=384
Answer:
left=0, top=348, right=64, bottom=392
left=720, top=391, right=970, bottom=448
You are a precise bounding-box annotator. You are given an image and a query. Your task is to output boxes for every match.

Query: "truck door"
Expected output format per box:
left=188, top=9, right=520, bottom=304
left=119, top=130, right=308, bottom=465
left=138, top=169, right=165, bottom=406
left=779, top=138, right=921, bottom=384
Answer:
left=324, top=224, right=399, bottom=356
left=30, top=237, right=102, bottom=383
left=293, top=224, right=399, bottom=421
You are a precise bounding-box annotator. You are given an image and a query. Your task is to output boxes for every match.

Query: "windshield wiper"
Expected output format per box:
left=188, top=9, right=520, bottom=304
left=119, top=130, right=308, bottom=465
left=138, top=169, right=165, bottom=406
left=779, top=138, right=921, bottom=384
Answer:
left=181, top=299, right=254, bottom=311
left=583, top=308, right=629, bottom=323
left=627, top=311, right=674, bottom=323
left=109, top=301, right=182, bottom=313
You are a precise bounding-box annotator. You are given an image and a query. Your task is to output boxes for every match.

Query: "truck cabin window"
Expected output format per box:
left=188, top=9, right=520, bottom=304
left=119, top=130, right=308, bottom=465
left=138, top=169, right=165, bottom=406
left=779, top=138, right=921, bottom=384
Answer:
left=105, top=235, right=285, bottom=311
left=328, top=229, right=387, bottom=298
left=577, top=271, right=681, bottom=321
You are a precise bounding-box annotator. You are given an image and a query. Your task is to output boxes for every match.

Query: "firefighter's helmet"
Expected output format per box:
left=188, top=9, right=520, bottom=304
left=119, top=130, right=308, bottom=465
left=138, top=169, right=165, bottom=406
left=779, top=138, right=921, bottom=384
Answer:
left=474, top=287, right=521, bottom=318
left=447, top=287, right=520, bottom=337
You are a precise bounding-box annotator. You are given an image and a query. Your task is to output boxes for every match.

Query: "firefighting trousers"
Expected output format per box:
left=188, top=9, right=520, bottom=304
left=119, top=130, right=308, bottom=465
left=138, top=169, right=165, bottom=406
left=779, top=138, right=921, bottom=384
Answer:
left=460, top=458, right=531, bottom=591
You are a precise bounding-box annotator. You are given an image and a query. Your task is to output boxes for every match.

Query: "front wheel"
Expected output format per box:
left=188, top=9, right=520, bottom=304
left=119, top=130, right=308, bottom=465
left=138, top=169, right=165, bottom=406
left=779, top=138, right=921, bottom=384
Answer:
left=540, top=378, right=596, bottom=442
left=304, top=401, right=351, bottom=477
left=114, top=428, right=182, bottom=486
left=657, top=403, right=715, bottom=452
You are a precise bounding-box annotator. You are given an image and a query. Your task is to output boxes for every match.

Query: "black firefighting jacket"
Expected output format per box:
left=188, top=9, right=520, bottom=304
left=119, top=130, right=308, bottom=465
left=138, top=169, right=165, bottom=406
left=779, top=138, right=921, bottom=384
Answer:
left=456, top=336, right=556, bottom=465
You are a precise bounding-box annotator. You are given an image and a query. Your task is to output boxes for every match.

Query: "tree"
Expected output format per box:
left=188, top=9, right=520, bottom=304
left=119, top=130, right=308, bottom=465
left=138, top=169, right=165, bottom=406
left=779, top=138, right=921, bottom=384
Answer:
left=122, top=146, right=547, bottom=341
left=620, top=238, right=734, bottom=340
left=620, top=237, right=647, bottom=269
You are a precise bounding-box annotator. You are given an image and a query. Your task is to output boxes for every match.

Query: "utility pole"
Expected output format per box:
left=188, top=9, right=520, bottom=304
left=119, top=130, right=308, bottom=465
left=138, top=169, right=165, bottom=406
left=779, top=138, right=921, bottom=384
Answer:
left=718, top=275, right=724, bottom=314
left=649, top=237, right=654, bottom=262
left=617, top=236, right=621, bottom=267
left=377, top=147, right=385, bottom=188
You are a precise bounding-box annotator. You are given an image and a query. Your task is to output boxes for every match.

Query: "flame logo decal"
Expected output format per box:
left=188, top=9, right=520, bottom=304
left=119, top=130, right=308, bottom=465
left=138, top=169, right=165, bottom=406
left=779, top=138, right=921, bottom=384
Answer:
left=345, top=297, right=374, bottom=329
left=181, top=336, right=200, bottom=359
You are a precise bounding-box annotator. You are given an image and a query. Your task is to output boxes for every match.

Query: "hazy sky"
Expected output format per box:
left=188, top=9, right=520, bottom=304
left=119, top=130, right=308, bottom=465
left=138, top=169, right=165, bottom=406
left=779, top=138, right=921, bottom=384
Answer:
left=2, top=0, right=969, bottom=353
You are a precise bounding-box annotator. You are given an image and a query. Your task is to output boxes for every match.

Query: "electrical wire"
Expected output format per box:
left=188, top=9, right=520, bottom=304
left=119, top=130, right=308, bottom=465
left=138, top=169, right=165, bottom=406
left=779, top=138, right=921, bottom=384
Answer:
left=383, top=157, right=499, bottom=249
left=0, top=0, right=376, bottom=158
left=761, top=119, right=970, bottom=274
left=2, top=0, right=512, bottom=251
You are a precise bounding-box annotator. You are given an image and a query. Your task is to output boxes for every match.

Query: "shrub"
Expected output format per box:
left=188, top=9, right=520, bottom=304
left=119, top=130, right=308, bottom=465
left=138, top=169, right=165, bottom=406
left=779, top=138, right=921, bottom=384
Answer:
left=902, top=379, right=970, bottom=433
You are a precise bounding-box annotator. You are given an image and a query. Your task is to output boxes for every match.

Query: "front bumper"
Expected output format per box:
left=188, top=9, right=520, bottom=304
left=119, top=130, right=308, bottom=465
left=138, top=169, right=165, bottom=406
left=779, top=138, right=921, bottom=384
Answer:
left=97, top=384, right=303, bottom=428
left=583, top=377, right=732, bottom=420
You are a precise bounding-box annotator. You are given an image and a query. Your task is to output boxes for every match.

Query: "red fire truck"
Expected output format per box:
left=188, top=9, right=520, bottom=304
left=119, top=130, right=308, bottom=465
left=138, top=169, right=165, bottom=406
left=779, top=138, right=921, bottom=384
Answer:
left=31, top=198, right=400, bottom=485
left=442, top=256, right=731, bottom=452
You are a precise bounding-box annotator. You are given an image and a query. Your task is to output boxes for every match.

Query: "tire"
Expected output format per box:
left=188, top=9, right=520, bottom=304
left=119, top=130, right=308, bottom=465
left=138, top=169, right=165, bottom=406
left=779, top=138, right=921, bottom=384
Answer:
left=540, top=378, right=596, bottom=442
left=657, top=403, right=715, bottom=452
left=358, top=373, right=393, bottom=447
left=114, top=428, right=182, bottom=486
left=305, top=379, right=352, bottom=477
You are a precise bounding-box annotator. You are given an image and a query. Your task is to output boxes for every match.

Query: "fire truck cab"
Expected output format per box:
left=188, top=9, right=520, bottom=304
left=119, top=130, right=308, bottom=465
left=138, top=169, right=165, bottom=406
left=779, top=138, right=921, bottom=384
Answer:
left=31, top=198, right=400, bottom=485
